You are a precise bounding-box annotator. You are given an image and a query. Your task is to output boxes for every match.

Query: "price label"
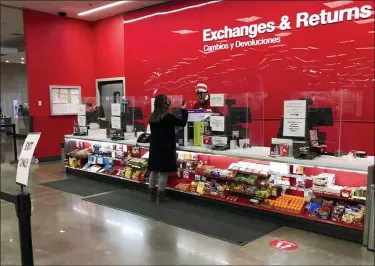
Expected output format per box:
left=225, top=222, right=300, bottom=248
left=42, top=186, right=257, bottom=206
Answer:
left=77, top=104, right=86, bottom=116
left=111, top=103, right=121, bottom=116
left=77, top=115, right=86, bottom=126
left=111, top=116, right=121, bottom=129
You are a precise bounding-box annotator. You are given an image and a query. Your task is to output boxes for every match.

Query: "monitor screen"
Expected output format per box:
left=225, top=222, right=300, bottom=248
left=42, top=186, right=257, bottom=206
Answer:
left=228, top=107, right=252, bottom=124
left=308, top=108, right=333, bottom=127
left=128, top=107, right=143, bottom=120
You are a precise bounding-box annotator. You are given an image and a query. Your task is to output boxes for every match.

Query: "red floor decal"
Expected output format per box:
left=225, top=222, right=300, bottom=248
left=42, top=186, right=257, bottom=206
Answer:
left=269, top=240, right=299, bottom=251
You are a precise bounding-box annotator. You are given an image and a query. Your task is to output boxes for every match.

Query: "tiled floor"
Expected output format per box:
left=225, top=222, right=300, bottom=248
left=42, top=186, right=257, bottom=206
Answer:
left=1, top=138, right=374, bottom=265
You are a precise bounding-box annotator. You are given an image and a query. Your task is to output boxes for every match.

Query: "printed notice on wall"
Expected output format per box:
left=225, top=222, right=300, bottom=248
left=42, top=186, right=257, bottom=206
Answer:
left=284, top=100, right=307, bottom=119
left=77, top=104, right=86, bottom=116
left=210, top=94, right=225, bottom=107
left=210, top=115, right=225, bottom=132
left=111, top=116, right=121, bottom=129
left=283, top=118, right=306, bottom=137
left=77, top=115, right=86, bottom=127
left=111, top=103, right=121, bottom=117
left=16, top=132, right=41, bottom=187
left=151, top=98, right=155, bottom=112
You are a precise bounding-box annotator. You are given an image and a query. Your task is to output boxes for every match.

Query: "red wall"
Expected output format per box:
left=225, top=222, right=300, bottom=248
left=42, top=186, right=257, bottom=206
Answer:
left=24, top=10, right=96, bottom=158
left=93, top=14, right=125, bottom=79
left=24, top=10, right=125, bottom=158
left=123, top=0, right=375, bottom=154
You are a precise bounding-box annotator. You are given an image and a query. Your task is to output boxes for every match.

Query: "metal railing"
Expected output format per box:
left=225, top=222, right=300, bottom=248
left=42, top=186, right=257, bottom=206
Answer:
left=0, top=123, right=18, bottom=162
left=1, top=190, right=34, bottom=266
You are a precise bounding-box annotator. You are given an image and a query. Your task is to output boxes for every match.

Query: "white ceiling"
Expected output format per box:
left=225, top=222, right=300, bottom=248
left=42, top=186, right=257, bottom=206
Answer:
left=1, top=1, right=168, bottom=21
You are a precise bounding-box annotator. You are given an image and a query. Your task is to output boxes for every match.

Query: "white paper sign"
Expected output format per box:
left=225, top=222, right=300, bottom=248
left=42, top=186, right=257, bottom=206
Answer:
left=284, top=100, right=307, bottom=119
left=77, top=115, right=86, bottom=126
left=111, top=116, right=121, bottom=129
left=212, top=136, right=228, bottom=145
left=77, top=104, right=86, bottom=116
left=210, top=94, right=225, bottom=107
left=151, top=98, right=155, bottom=112
left=283, top=118, right=306, bottom=137
left=16, top=133, right=41, bottom=187
left=111, top=103, right=121, bottom=117
left=210, top=115, right=225, bottom=132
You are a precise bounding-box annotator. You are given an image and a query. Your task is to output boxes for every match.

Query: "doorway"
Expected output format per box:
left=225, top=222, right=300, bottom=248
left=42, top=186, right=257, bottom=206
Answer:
left=95, top=77, right=125, bottom=126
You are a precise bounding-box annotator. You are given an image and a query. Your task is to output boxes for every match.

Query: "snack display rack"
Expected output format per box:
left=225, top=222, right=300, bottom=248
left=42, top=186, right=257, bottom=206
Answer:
left=64, top=135, right=373, bottom=243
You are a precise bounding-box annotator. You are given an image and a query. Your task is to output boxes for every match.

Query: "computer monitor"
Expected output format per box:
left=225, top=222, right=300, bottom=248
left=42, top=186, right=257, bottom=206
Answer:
left=128, top=107, right=143, bottom=120
left=307, top=108, right=333, bottom=127
left=228, top=107, right=252, bottom=124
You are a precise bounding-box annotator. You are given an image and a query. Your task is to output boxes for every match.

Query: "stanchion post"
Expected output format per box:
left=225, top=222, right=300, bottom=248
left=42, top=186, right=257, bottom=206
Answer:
left=12, top=124, right=18, bottom=161
left=15, top=191, right=34, bottom=266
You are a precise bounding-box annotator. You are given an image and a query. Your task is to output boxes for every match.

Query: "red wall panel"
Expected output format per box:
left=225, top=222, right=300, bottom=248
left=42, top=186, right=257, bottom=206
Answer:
left=123, top=0, right=375, bottom=154
left=93, top=15, right=125, bottom=79
left=23, top=10, right=96, bottom=158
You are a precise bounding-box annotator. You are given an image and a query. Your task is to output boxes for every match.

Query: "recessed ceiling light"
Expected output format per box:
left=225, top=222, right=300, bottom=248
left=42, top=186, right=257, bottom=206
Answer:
left=21, top=57, right=24, bottom=60
left=6, top=60, right=9, bottom=63
left=78, top=1, right=127, bottom=16
left=21, top=62, right=25, bottom=64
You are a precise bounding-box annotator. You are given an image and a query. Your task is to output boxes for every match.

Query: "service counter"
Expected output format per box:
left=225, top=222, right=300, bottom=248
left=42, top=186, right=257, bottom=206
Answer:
left=63, top=135, right=374, bottom=244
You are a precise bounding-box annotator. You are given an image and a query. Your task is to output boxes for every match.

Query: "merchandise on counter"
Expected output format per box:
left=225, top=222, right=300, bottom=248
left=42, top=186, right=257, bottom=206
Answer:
left=177, top=151, right=199, bottom=161
left=275, top=195, right=306, bottom=214
left=195, top=165, right=215, bottom=175
left=124, top=167, right=133, bottom=179
left=305, top=201, right=322, bottom=218
left=312, top=173, right=335, bottom=193
left=317, top=200, right=333, bottom=220
left=175, top=183, right=191, bottom=192
left=342, top=204, right=365, bottom=226
left=255, top=188, right=270, bottom=199
left=331, top=202, right=345, bottom=222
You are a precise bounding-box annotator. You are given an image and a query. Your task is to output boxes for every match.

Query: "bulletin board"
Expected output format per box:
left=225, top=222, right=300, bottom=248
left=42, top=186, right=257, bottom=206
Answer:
left=49, top=85, right=82, bottom=116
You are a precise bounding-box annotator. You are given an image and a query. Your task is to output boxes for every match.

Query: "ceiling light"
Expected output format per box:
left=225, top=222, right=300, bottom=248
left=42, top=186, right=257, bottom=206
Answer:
left=21, top=62, right=25, bottom=64
left=324, top=1, right=353, bottom=8
left=308, top=46, right=319, bottom=50
left=356, top=47, right=375, bottom=50
left=236, top=16, right=261, bottom=23
left=354, top=18, right=375, bottom=24
left=368, top=31, right=375, bottom=34
left=123, top=1, right=221, bottom=24
left=21, top=57, right=24, bottom=60
left=78, top=1, right=127, bottom=16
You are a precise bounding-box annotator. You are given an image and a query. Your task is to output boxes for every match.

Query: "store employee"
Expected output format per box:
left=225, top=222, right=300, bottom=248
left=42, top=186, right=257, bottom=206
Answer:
left=193, top=83, right=220, bottom=113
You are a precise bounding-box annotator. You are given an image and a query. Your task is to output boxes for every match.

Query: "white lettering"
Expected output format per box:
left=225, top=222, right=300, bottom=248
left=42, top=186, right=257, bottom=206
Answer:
left=203, top=29, right=212, bottom=42
left=360, top=5, right=372, bottom=18
left=309, top=14, right=320, bottom=26
left=296, top=12, right=309, bottom=28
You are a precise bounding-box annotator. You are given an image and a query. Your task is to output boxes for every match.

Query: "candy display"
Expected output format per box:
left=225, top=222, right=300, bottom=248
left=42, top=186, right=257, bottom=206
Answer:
left=64, top=138, right=368, bottom=235
left=275, top=195, right=306, bottom=214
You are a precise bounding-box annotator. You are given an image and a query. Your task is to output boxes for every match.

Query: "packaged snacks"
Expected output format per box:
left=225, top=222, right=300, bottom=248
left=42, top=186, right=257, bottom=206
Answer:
left=124, top=167, right=133, bottom=179
left=131, top=170, right=142, bottom=180
left=331, top=203, right=345, bottom=222
left=245, top=186, right=257, bottom=196
left=175, top=183, right=190, bottom=192
left=190, top=182, right=198, bottom=193
left=305, top=201, right=321, bottom=218
left=317, top=201, right=333, bottom=220
left=255, top=189, right=270, bottom=199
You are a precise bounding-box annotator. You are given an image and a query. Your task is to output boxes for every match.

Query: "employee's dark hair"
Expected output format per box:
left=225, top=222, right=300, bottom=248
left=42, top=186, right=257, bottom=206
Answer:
left=149, top=94, right=168, bottom=123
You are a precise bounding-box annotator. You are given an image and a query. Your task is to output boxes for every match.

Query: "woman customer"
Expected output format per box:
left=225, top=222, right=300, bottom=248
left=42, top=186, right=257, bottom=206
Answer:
left=148, top=94, right=187, bottom=202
